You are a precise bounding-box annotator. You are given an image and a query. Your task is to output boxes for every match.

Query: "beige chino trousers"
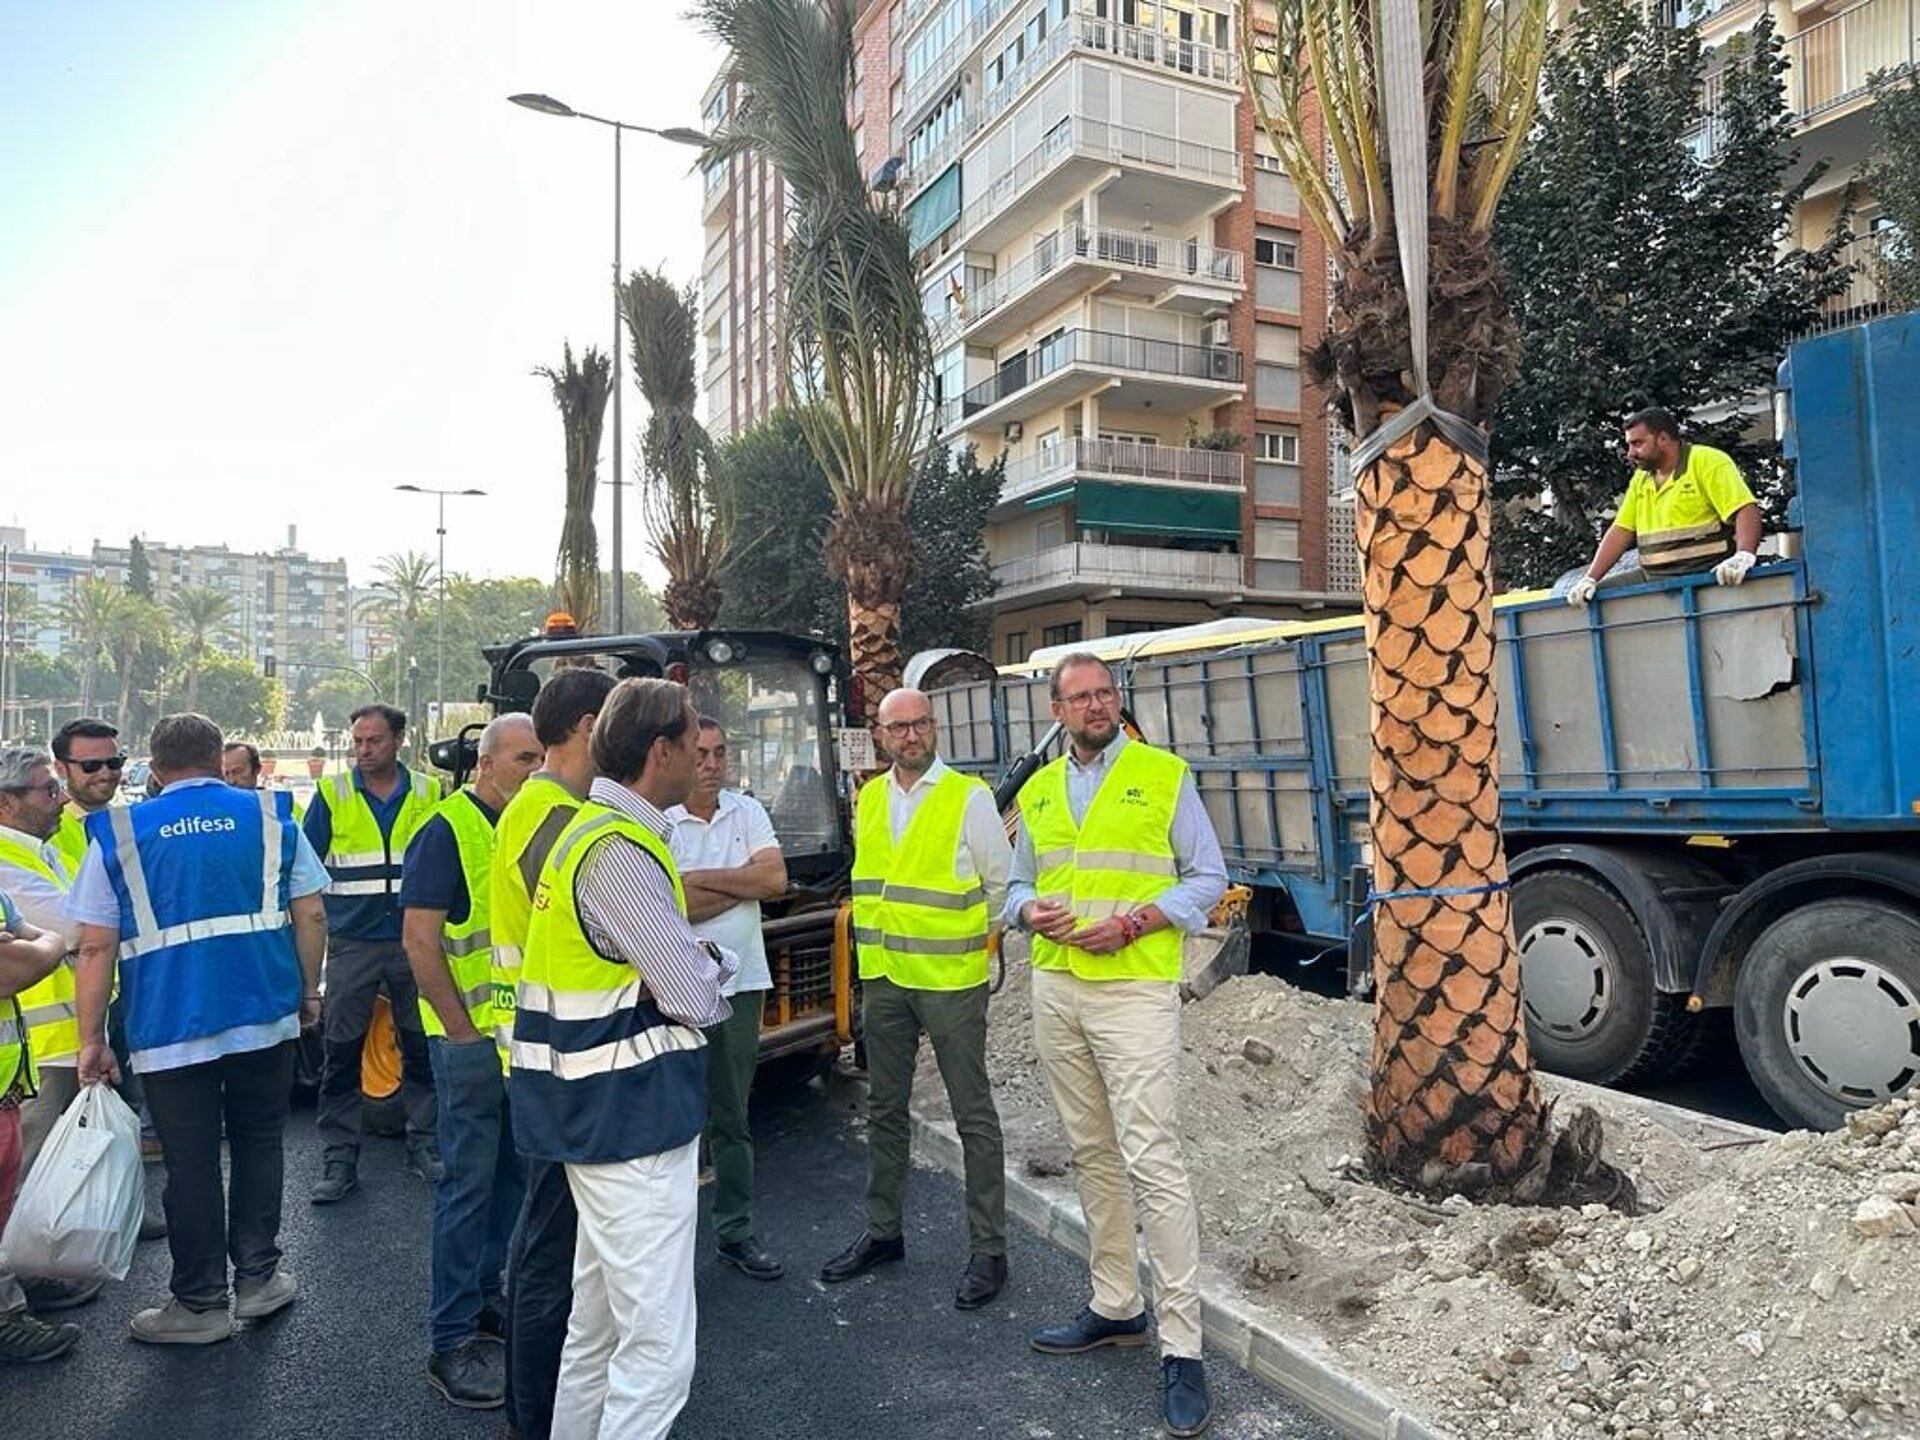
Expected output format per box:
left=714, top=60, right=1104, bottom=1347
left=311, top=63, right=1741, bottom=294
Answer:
left=1030, top=966, right=1202, bottom=1358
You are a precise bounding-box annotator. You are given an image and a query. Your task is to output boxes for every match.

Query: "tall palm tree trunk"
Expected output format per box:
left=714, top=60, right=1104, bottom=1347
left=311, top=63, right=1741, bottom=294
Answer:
left=1359, top=425, right=1549, bottom=1186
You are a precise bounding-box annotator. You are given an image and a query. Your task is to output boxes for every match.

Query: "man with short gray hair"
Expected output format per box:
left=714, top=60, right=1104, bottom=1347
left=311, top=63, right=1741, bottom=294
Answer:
left=401, top=712, right=542, bottom=1409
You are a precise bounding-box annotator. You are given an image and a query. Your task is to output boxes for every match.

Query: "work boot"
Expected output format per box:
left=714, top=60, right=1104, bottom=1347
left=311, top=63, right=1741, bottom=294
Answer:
left=954, top=1253, right=1007, bottom=1310
left=817, top=1231, right=904, bottom=1284
left=1160, top=1356, right=1212, bottom=1437
left=427, top=1337, right=507, bottom=1409
left=0, top=1305, right=80, bottom=1363
left=1030, top=1304, right=1151, bottom=1355
left=21, top=1277, right=103, bottom=1313
left=310, top=1159, right=359, bottom=1204
left=139, top=1209, right=169, bottom=1242
left=130, top=1299, right=234, bottom=1346
left=234, top=1268, right=298, bottom=1321
left=716, top=1237, right=784, bottom=1282
left=407, top=1137, right=445, bottom=1184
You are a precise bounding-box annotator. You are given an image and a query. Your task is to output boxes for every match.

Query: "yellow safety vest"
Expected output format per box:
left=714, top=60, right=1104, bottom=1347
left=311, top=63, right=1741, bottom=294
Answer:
left=417, top=789, right=498, bottom=1053
left=51, top=806, right=90, bottom=872
left=319, top=767, right=441, bottom=899
left=0, top=995, right=30, bottom=1101
left=850, top=769, right=992, bottom=990
left=1017, top=741, right=1186, bottom=983
left=0, top=834, right=79, bottom=1063
left=489, top=774, right=579, bottom=1062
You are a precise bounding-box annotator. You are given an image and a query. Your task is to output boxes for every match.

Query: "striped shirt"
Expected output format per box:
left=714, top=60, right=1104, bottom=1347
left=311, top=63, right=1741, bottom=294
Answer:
left=577, top=778, right=737, bottom=1029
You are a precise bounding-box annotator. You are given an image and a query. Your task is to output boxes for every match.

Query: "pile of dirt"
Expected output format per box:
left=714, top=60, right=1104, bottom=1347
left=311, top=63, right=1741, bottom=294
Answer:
left=911, top=964, right=1920, bottom=1440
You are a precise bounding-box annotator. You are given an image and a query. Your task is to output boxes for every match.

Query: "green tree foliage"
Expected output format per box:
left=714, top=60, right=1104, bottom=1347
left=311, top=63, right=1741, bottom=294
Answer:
left=161, top=652, right=281, bottom=736
left=713, top=409, right=1000, bottom=655
left=126, top=537, right=155, bottom=600
left=1489, top=0, right=1850, bottom=586
left=1865, top=70, right=1920, bottom=312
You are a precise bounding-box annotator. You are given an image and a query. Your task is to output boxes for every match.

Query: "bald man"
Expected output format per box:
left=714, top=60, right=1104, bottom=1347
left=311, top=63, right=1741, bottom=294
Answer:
left=820, top=688, right=1012, bottom=1310
left=401, top=713, right=541, bottom=1409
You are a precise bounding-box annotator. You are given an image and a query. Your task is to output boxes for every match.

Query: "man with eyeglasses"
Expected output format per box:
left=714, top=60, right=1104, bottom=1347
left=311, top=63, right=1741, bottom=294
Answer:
left=50, top=718, right=125, bottom=871
left=819, top=687, right=1011, bottom=1311
left=1008, top=653, right=1227, bottom=1440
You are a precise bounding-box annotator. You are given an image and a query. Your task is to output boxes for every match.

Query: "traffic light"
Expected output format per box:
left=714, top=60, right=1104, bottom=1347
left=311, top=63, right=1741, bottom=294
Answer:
left=263, top=653, right=276, bottom=678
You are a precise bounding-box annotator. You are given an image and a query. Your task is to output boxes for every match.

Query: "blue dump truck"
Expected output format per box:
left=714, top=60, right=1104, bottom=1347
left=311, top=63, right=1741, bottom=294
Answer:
left=924, top=312, right=1918, bottom=1131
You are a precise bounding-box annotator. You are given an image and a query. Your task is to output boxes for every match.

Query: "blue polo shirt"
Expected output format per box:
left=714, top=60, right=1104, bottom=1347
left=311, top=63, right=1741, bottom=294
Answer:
left=302, top=767, right=421, bottom=942
left=397, top=794, right=501, bottom=926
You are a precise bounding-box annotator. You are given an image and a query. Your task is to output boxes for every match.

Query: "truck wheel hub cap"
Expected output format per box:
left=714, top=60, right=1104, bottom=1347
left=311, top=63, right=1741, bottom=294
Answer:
left=1519, top=919, right=1612, bottom=1040
left=1783, top=958, right=1920, bottom=1104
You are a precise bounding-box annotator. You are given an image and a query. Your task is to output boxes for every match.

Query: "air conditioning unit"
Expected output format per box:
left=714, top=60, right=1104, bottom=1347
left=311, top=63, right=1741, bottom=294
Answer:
left=1208, top=349, right=1238, bottom=380
left=1202, top=319, right=1231, bottom=348
left=1004, top=421, right=1024, bottom=442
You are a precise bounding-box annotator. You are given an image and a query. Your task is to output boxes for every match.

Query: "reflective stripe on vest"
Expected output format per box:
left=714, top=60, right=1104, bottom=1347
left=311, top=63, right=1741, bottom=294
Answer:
left=0, top=833, right=79, bottom=1063
left=849, top=768, right=991, bottom=990
left=417, top=788, right=499, bottom=1051
left=508, top=801, right=707, bottom=1165
left=1639, top=517, right=1735, bottom=576
left=321, top=768, right=440, bottom=898
left=489, top=775, right=579, bottom=1061
left=1017, top=741, right=1186, bottom=983
left=0, top=996, right=33, bottom=1100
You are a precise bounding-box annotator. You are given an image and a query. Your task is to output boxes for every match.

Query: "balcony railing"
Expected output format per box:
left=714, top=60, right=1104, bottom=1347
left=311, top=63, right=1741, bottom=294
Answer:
left=1810, top=229, right=1897, bottom=334
left=957, top=116, right=1241, bottom=240
left=1001, top=438, right=1245, bottom=501
left=1789, top=0, right=1916, bottom=120
left=992, top=541, right=1244, bottom=595
left=944, top=327, right=1243, bottom=430
left=965, top=223, right=1242, bottom=330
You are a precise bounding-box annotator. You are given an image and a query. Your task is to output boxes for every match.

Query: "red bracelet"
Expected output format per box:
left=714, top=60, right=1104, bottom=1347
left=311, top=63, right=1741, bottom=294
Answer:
left=1119, top=912, right=1143, bottom=943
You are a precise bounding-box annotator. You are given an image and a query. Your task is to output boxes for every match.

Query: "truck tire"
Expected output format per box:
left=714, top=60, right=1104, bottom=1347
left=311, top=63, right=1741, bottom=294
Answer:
left=1734, top=898, right=1920, bottom=1131
left=1513, top=869, right=1700, bottom=1085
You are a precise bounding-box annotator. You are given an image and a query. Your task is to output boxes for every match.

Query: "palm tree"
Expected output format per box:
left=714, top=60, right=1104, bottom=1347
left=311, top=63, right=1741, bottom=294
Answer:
left=108, top=596, right=168, bottom=735
left=620, top=267, right=729, bottom=631
left=167, top=586, right=235, bottom=709
left=58, top=578, right=126, bottom=714
left=535, top=343, right=614, bottom=635
left=699, top=0, right=933, bottom=698
left=361, top=551, right=438, bottom=702
left=1248, top=0, right=1600, bottom=1198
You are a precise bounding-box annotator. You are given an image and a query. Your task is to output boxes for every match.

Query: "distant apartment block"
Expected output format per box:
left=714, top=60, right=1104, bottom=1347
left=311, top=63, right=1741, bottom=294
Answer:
left=0, top=527, right=92, bottom=658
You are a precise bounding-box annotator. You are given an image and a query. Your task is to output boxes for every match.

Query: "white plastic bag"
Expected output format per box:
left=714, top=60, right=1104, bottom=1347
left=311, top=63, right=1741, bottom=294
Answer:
left=0, top=1082, right=144, bottom=1282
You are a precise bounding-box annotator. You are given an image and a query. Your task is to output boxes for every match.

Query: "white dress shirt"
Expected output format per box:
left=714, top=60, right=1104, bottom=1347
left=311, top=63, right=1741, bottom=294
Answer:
left=879, top=757, right=1012, bottom=919
left=665, top=789, right=778, bottom=997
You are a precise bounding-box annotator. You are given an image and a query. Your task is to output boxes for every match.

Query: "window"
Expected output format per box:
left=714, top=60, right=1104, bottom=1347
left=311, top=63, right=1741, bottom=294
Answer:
left=1255, top=429, right=1300, bottom=464
left=1254, top=233, right=1298, bottom=269
left=1042, top=621, right=1083, bottom=647
left=1036, top=511, right=1067, bottom=548
left=1255, top=323, right=1300, bottom=365
left=1005, top=631, right=1029, bottom=663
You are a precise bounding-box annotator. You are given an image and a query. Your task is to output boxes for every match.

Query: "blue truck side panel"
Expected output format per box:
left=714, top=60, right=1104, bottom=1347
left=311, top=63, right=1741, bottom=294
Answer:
left=1781, top=314, right=1920, bottom=827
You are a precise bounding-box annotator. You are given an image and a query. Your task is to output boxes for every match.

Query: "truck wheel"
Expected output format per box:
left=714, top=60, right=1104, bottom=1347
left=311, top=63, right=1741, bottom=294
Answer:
left=1734, top=898, right=1920, bottom=1131
left=1513, top=869, right=1698, bottom=1084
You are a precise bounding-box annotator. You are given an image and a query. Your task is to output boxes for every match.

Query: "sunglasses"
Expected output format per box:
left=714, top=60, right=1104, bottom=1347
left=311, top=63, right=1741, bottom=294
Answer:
left=73, top=755, right=128, bottom=775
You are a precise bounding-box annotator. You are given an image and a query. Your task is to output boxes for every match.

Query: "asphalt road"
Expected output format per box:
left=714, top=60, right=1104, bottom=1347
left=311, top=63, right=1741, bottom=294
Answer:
left=8, top=1077, right=1333, bottom=1440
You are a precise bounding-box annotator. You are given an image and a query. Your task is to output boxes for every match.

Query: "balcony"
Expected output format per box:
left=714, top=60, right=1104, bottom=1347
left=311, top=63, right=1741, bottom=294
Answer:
left=1810, top=229, right=1897, bottom=334
left=1001, top=437, right=1245, bottom=506
left=990, top=541, right=1245, bottom=603
left=902, top=0, right=1020, bottom=126
left=1790, top=0, right=1914, bottom=121
left=960, top=223, right=1243, bottom=345
left=957, top=115, right=1241, bottom=254
left=940, top=326, right=1244, bottom=436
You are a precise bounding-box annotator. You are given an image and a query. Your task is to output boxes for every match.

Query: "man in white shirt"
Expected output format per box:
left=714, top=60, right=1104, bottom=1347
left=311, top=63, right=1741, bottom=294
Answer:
left=666, top=716, right=787, bottom=1282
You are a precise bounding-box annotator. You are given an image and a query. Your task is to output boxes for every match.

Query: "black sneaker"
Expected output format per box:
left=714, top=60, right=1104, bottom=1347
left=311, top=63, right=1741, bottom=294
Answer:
left=0, top=1305, right=81, bottom=1364
left=21, top=1278, right=102, bottom=1313
left=427, top=1337, right=505, bottom=1409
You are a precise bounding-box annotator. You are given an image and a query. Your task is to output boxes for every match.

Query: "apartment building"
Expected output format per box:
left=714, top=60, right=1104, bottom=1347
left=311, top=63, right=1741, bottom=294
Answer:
left=0, top=528, right=92, bottom=659
left=892, top=0, right=1348, bottom=662
left=700, top=69, right=791, bottom=441
left=1689, top=0, right=1910, bottom=320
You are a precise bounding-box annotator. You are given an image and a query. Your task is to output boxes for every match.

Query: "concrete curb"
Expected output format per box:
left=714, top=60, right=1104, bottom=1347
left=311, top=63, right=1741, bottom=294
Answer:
left=905, top=1109, right=1461, bottom=1440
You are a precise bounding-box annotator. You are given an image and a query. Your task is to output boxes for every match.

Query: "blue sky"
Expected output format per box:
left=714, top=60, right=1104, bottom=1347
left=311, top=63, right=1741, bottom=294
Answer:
left=0, top=0, right=722, bottom=587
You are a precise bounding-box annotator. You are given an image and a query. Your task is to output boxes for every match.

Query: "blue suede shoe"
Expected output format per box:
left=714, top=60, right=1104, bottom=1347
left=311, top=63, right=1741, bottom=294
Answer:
left=1029, top=1304, right=1150, bottom=1354
left=1161, top=1356, right=1212, bottom=1437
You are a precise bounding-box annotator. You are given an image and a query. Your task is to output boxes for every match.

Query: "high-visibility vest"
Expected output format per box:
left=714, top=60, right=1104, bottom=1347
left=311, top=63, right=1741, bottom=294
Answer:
left=318, top=767, right=441, bottom=900
left=508, top=802, right=707, bottom=1165
left=0, top=995, right=31, bottom=1101
left=1017, top=741, right=1187, bottom=983
left=51, top=806, right=90, bottom=872
left=0, top=833, right=79, bottom=1063
left=489, top=774, right=579, bottom=1063
left=850, top=769, right=992, bottom=991
left=89, top=785, right=302, bottom=1071
left=417, top=789, right=498, bottom=1051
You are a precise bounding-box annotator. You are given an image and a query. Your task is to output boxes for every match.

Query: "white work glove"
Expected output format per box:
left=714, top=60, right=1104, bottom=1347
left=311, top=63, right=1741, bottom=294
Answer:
left=1565, top=573, right=1599, bottom=608
left=1713, top=550, right=1757, bottom=587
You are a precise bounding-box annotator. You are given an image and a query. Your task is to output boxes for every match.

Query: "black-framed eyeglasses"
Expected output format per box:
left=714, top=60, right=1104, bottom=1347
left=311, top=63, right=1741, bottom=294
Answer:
left=878, top=717, right=934, bottom=738
left=2, top=780, right=62, bottom=800
left=73, top=755, right=127, bottom=775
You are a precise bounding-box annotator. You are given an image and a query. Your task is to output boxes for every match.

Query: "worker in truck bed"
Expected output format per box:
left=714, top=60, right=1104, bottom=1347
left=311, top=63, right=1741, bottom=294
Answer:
left=1567, top=405, right=1763, bottom=605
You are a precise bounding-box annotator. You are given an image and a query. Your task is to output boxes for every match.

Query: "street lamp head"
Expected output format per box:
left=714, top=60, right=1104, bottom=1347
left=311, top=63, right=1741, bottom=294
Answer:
left=459, top=487, right=488, bottom=497
left=509, top=92, right=576, bottom=118
left=393, top=483, right=424, bottom=493
left=655, top=126, right=711, bottom=148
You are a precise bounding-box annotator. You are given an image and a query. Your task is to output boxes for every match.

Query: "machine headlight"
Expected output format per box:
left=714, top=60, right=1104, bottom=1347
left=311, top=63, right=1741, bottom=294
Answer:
left=810, top=651, right=834, bottom=675
left=706, top=639, right=736, bottom=664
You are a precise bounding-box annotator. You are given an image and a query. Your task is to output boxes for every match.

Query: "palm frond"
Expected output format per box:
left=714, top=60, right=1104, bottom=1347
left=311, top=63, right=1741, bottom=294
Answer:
left=535, top=343, right=613, bottom=632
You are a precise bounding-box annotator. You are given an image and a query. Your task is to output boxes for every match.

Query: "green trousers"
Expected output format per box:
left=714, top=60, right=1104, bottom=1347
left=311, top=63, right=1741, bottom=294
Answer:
left=704, top=989, right=766, bottom=1245
left=863, top=976, right=1006, bottom=1256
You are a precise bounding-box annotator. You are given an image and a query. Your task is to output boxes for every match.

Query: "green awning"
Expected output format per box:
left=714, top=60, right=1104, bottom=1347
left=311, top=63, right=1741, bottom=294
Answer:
left=1026, top=480, right=1242, bottom=540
